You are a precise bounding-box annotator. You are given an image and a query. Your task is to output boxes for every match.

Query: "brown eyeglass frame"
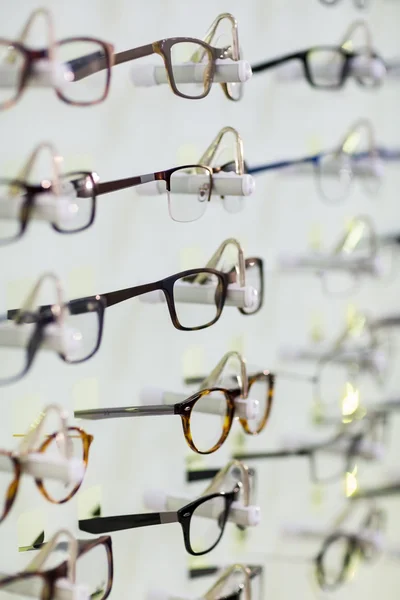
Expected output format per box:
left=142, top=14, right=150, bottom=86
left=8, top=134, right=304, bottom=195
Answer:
left=0, top=535, right=113, bottom=600
left=0, top=426, right=93, bottom=523
left=0, top=37, right=114, bottom=109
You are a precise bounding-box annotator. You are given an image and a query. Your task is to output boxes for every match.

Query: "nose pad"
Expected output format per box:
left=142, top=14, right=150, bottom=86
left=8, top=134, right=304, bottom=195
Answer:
left=198, top=183, right=210, bottom=202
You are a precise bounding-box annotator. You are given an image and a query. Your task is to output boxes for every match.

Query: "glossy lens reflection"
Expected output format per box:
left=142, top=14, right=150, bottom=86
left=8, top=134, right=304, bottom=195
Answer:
left=170, top=41, right=213, bottom=98
left=168, top=166, right=211, bottom=222
left=317, top=152, right=353, bottom=203
left=189, top=390, right=230, bottom=453
left=189, top=495, right=227, bottom=554
left=173, top=272, right=223, bottom=329
left=0, top=42, right=26, bottom=109
left=54, top=173, right=95, bottom=232
left=0, top=181, right=26, bottom=244
left=56, top=40, right=109, bottom=105
left=39, top=428, right=86, bottom=502
left=307, top=49, right=346, bottom=88
left=76, top=542, right=111, bottom=599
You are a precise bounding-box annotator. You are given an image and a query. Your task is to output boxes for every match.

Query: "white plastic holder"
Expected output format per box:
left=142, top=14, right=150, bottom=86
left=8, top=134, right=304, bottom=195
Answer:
left=0, top=574, right=89, bottom=600
left=0, top=193, right=79, bottom=224
left=135, top=172, right=255, bottom=198
left=280, top=432, right=384, bottom=461
left=131, top=59, right=252, bottom=87
left=0, top=60, right=71, bottom=88
left=139, top=386, right=260, bottom=421
left=0, top=452, right=85, bottom=484
left=278, top=253, right=381, bottom=277
left=144, top=489, right=260, bottom=528
left=275, top=56, right=386, bottom=83
left=140, top=282, right=258, bottom=310
left=0, top=321, right=83, bottom=356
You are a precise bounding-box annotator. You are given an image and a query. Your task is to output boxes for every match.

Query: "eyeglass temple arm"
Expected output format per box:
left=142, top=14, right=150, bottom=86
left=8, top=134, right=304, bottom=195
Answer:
left=232, top=448, right=310, bottom=460
left=186, top=467, right=256, bottom=483
left=246, top=154, right=319, bottom=175
left=95, top=171, right=165, bottom=197
left=100, top=280, right=161, bottom=308
left=352, top=483, right=400, bottom=500
left=64, top=43, right=154, bottom=82
left=74, top=404, right=176, bottom=420
left=251, top=52, right=304, bottom=74
left=79, top=511, right=178, bottom=534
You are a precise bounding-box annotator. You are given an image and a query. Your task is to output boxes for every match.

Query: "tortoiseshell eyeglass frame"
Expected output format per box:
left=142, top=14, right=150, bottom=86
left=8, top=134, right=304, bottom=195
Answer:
left=0, top=535, right=113, bottom=600
left=0, top=404, right=93, bottom=523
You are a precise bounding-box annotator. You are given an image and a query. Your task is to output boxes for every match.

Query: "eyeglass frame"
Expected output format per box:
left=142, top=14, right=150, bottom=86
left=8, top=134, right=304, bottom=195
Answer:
left=0, top=531, right=113, bottom=599
left=0, top=404, right=93, bottom=522
left=79, top=484, right=241, bottom=556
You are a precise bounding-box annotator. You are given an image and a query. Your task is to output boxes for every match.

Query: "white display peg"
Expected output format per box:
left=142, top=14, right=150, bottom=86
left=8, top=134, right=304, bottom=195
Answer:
left=280, top=432, right=384, bottom=461
left=135, top=172, right=255, bottom=198
left=0, top=576, right=90, bottom=600
left=130, top=58, right=252, bottom=87
left=139, top=386, right=260, bottom=421
left=0, top=192, right=79, bottom=224
left=143, top=488, right=261, bottom=527
left=140, top=282, right=258, bottom=310
left=0, top=321, right=82, bottom=356
left=0, top=60, right=70, bottom=88
left=277, top=252, right=381, bottom=277
left=274, top=56, right=386, bottom=83
left=0, top=452, right=85, bottom=484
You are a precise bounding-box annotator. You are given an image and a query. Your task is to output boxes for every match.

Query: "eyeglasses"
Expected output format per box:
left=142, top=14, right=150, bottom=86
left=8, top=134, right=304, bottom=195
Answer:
left=278, top=215, right=398, bottom=296
left=75, top=353, right=274, bottom=454
left=0, top=10, right=241, bottom=109
left=0, top=405, right=92, bottom=523
left=319, top=0, right=370, bottom=7
left=242, top=120, right=399, bottom=204
left=0, top=129, right=249, bottom=244
left=0, top=529, right=113, bottom=600
left=1, top=244, right=262, bottom=384
left=315, top=505, right=385, bottom=590
left=0, top=8, right=114, bottom=109
left=187, top=564, right=263, bottom=600
left=79, top=484, right=241, bottom=556
left=251, top=21, right=384, bottom=89
left=233, top=424, right=379, bottom=484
